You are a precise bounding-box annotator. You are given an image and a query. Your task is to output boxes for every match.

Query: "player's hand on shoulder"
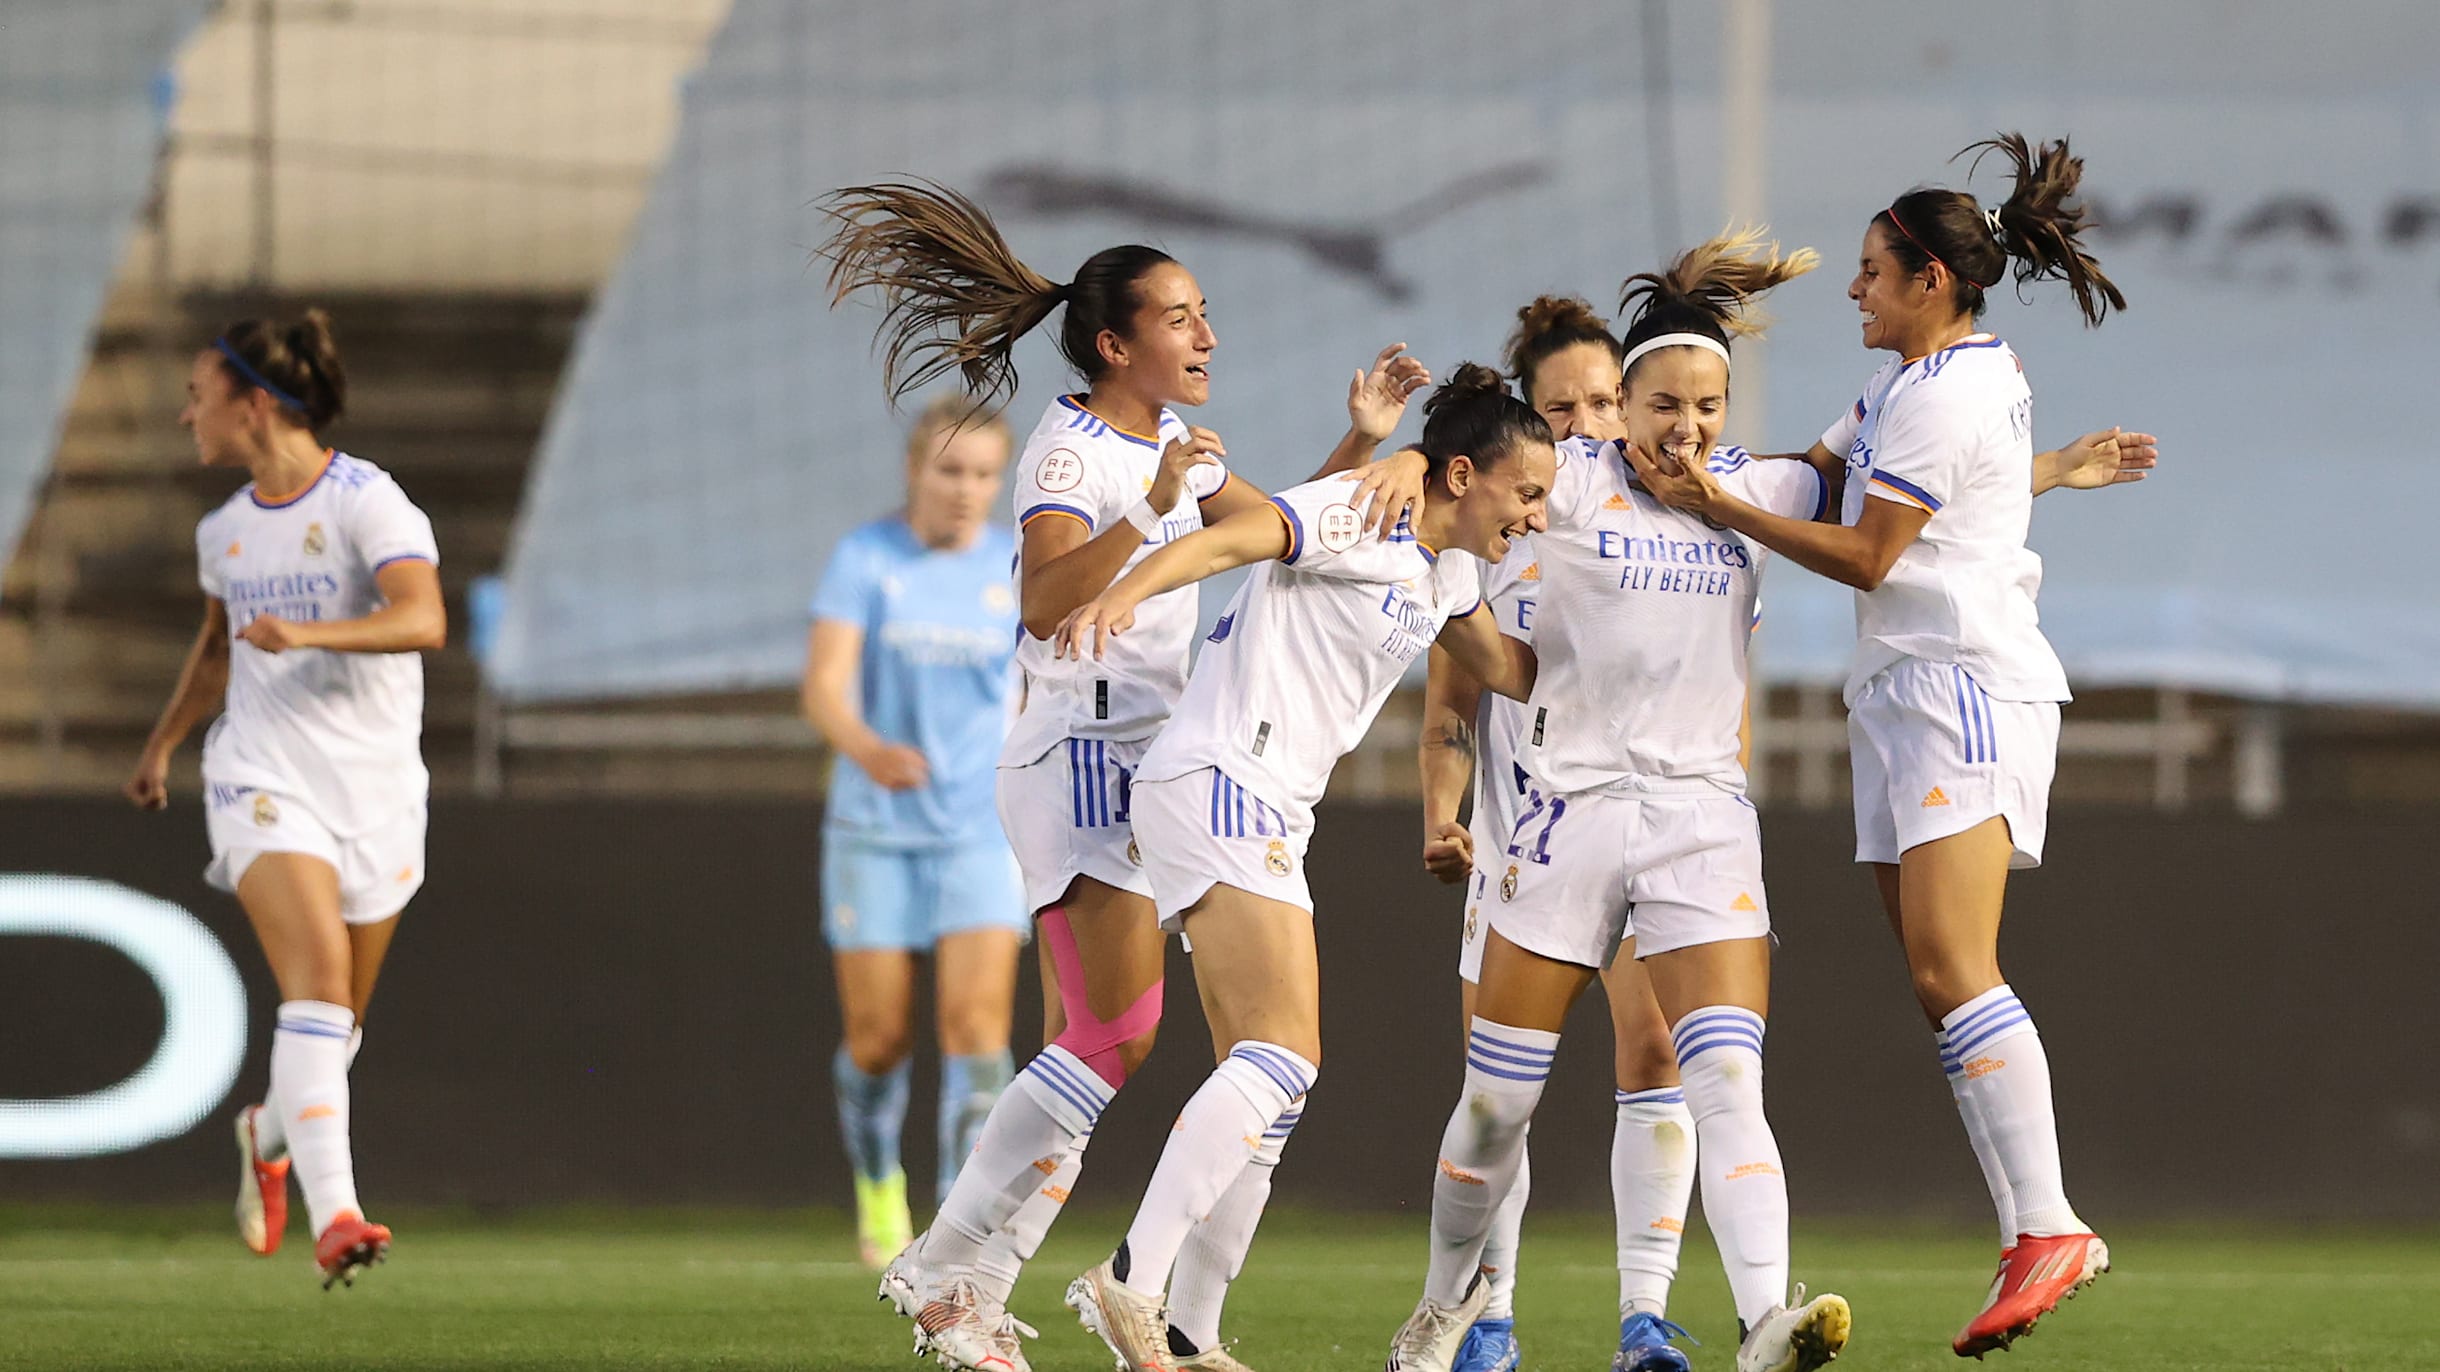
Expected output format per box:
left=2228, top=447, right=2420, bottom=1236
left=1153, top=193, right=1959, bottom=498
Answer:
left=857, top=741, right=931, bottom=791
left=1054, top=596, right=1137, bottom=662
left=239, top=614, right=310, bottom=654
left=1352, top=445, right=1429, bottom=536
left=1150, top=426, right=1227, bottom=514
left=1347, top=342, right=1432, bottom=443
left=1421, top=820, right=1474, bottom=884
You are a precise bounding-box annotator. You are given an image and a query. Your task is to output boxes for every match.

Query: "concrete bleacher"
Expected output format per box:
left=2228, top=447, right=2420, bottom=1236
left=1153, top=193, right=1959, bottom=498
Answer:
left=0, top=286, right=584, bottom=795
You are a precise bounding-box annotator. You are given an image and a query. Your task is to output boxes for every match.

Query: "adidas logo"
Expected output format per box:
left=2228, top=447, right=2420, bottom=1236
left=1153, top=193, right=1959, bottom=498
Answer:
left=1649, top=1217, right=1685, bottom=1234
left=1518, top=562, right=1540, bottom=581
left=1603, top=493, right=1632, bottom=510
left=1730, top=892, right=1757, bottom=912
left=1921, top=786, right=1952, bottom=807
left=225, top=541, right=242, bottom=556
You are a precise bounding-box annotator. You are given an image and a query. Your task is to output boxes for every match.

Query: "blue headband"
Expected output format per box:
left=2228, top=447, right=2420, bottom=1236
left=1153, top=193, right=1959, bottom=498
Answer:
left=213, top=338, right=309, bottom=413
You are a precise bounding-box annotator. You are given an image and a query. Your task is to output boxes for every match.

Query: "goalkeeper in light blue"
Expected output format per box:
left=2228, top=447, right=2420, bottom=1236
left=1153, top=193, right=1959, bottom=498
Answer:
left=801, top=396, right=1027, bottom=1267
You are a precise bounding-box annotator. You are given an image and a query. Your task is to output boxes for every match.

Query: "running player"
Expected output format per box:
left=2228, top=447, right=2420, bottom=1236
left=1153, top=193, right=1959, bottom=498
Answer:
left=1390, top=232, right=1851, bottom=1372
left=1622, top=136, right=2133, bottom=1359
left=125, top=309, right=440, bottom=1289
left=800, top=395, right=1024, bottom=1266
left=819, top=180, right=1428, bottom=1372
left=1053, top=364, right=1550, bottom=1372
left=1417, top=296, right=1699, bottom=1372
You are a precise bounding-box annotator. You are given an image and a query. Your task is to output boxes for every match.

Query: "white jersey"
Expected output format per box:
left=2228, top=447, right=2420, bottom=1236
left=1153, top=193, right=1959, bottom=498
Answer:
left=1819, top=334, right=2070, bottom=706
left=1004, top=395, right=1234, bottom=766
left=1139, top=474, right=1484, bottom=820
left=195, top=451, right=438, bottom=836
left=1466, top=541, right=1538, bottom=861
left=1518, top=435, right=1824, bottom=796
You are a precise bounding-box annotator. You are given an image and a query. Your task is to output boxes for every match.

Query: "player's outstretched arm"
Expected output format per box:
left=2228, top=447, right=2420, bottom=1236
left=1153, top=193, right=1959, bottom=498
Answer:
left=1053, top=502, right=1294, bottom=662
left=1419, top=644, right=1482, bottom=885
left=240, top=559, right=446, bottom=655
left=125, top=599, right=231, bottom=810
left=2034, top=427, right=2158, bottom=495
left=1435, top=605, right=1536, bottom=704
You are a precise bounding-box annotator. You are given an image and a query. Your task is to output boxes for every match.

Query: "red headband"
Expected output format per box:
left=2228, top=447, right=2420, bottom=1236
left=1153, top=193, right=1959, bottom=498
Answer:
left=1885, top=203, right=2003, bottom=289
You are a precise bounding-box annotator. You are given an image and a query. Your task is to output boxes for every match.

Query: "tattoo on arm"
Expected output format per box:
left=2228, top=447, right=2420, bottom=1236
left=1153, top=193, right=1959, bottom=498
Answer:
left=1424, top=718, right=1477, bottom=763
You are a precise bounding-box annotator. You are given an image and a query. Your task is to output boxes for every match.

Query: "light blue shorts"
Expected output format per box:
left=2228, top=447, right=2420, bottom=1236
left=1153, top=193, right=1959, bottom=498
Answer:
left=821, top=831, right=1030, bottom=952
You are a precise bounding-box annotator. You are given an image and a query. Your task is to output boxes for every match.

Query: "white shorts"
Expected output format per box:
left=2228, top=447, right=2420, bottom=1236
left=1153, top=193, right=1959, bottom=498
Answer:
left=1848, top=658, right=2058, bottom=869
left=203, top=783, right=426, bottom=925
left=1130, top=767, right=1314, bottom=931
left=997, top=736, right=1155, bottom=916
left=1485, top=787, right=1769, bottom=968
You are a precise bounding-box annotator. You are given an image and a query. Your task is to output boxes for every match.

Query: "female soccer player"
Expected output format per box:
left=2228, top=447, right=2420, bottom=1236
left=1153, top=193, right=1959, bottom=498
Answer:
left=819, top=180, right=1427, bottom=1372
left=1392, top=233, right=1852, bottom=1372
left=1052, top=365, right=1550, bottom=1372
left=1418, top=297, right=1701, bottom=1372
left=125, top=309, right=442, bottom=1289
left=1623, top=136, right=2132, bottom=1359
left=800, top=395, right=1024, bottom=1267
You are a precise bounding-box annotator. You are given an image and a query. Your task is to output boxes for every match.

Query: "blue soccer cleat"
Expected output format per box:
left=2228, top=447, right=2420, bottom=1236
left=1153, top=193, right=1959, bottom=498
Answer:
left=1452, top=1316, right=1521, bottom=1372
left=1611, top=1312, right=1695, bottom=1372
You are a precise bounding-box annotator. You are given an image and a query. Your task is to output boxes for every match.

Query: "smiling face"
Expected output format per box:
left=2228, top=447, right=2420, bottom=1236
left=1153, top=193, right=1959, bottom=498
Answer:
left=180, top=350, right=265, bottom=469
left=1524, top=340, right=1625, bottom=443
left=1621, top=346, right=1729, bottom=474
left=1101, top=261, right=1215, bottom=410
left=906, top=421, right=1011, bottom=549
left=1848, top=220, right=1945, bottom=356
left=1446, top=438, right=1555, bottom=563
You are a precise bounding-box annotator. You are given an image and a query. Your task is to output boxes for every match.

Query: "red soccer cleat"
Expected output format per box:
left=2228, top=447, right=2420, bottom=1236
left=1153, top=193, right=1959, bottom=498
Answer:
left=1953, top=1232, right=2109, bottom=1357
left=234, top=1106, right=290, bottom=1256
left=315, top=1211, right=393, bottom=1290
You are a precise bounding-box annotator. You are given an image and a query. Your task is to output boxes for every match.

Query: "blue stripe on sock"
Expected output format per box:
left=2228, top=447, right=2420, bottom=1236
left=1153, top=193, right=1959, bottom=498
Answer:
left=1465, top=1041, right=1558, bottom=1072
left=1466, top=1055, right=1552, bottom=1082
left=1233, top=1045, right=1312, bottom=1099
left=1672, top=1029, right=1765, bottom=1064
left=1026, top=1053, right=1109, bottom=1120
left=275, top=1020, right=353, bottom=1040
left=1618, top=1087, right=1687, bottom=1106
left=1945, top=993, right=2024, bottom=1040
left=1946, top=1010, right=2035, bottom=1060
left=1264, top=1107, right=1305, bottom=1139
left=1466, top=1030, right=1557, bottom=1059
left=1032, top=1049, right=1113, bottom=1110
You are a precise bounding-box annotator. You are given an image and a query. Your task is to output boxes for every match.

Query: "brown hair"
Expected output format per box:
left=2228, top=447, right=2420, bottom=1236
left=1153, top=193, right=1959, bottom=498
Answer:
left=1617, top=226, right=1818, bottom=378
left=818, top=179, right=1179, bottom=410
left=1878, top=133, right=2126, bottom=327
left=213, top=308, right=347, bottom=430
left=1501, top=295, right=1620, bottom=405
left=1417, top=362, right=1552, bottom=484
left=904, top=393, right=1010, bottom=465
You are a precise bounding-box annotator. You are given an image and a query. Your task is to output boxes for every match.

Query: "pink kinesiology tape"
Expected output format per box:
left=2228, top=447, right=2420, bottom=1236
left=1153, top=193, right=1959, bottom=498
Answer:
left=1039, top=906, right=1164, bottom=1089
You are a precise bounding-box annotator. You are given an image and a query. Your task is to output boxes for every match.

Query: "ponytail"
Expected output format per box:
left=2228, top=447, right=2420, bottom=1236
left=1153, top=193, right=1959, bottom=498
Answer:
left=1616, top=226, right=1817, bottom=380
left=213, top=307, right=347, bottom=430
left=1502, top=295, right=1619, bottom=405
left=1879, top=134, right=2126, bottom=327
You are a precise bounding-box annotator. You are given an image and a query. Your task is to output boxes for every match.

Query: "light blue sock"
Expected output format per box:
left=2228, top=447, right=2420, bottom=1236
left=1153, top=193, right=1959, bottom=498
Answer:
left=833, top=1046, right=910, bottom=1185
left=938, top=1050, right=1015, bottom=1198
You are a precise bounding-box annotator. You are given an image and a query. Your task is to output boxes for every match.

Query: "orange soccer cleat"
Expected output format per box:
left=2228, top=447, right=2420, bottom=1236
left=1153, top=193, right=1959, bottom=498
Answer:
left=315, top=1211, right=393, bottom=1290
left=233, top=1106, right=291, bottom=1256
left=1953, top=1233, right=2109, bottom=1357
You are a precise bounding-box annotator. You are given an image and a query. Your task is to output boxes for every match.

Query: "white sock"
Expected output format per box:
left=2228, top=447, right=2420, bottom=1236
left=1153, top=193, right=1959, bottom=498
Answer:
left=1937, top=1024, right=2018, bottom=1245
left=1117, top=1042, right=1315, bottom=1299
left=971, top=1126, right=1091, bottom=1305
left=1941, top=985, right=2083, bottom=1238
left=272, top=1000, right=360, bottom=1236
left=1479, top=1124, right=1529, bottom=1320
left=1671, top=1007, right=1788, bottom=1328
left=252, top=1025, right=359, bottom=1162
left=1425, top=1019, right=1557, bottom=1305
left=925, top=1045, right=1110, bottom=1270
left=1613, top=1086, right=1696, bottom=1317
left=1168, top=1102, right=1302, bottom=1350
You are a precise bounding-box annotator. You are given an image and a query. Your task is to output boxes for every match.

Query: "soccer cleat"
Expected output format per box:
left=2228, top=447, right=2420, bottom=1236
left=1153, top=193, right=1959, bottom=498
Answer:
left=1384, top=1275, right=1491, bottom=1372
left=1066, top=1257, right=1177, bottom=1372
left=1612, top=1312, right=1696, bottom=1372
left=314, top=1211, right=391, bottom=1290
left=1952, top=1232, right=2109, bottom=1358
left=911, top=1271, right=1032, bottom=1372
left=233, top=1106, right=290, bottom=1256
left=1451, top=1316, right=1520, bottom=1372
left=857, top=1170, right=917, bottom=1269
left=1173, top=1340, right=1258, bottom=1372
left=1736, top=1284, right=1850, bottom=1372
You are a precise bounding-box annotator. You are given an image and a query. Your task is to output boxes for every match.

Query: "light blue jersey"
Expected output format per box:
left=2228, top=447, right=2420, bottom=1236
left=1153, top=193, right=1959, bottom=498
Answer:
left=810, top=516, right=1019, bottom=847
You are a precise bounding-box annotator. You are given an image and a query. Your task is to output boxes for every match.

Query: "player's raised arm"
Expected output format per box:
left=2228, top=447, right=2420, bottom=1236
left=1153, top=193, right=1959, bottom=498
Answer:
left=1053, top=502, right=1293, bottom=661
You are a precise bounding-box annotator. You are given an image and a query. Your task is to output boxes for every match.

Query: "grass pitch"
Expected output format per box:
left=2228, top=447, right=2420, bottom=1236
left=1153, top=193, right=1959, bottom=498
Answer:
left=1, top=1206, right=2430, bottom=1370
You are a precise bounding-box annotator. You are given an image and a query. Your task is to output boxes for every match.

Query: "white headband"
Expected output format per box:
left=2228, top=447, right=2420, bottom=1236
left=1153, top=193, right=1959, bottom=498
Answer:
left=1620, top=332, right=1732, bottom=376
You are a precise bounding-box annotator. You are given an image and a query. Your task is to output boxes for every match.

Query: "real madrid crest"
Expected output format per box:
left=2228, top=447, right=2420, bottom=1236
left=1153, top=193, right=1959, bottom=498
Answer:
left=1126, top=838, right=1142, bottom=867
left=302, top=522, right=327, bottom=556
left=251, top=793, right=280, bottom=828
left=1464, top=906, right=1479, bottom=943
left=1264, top=840, right=1291, bottom=877
left=1499, top=864, right=1519, bottom=902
